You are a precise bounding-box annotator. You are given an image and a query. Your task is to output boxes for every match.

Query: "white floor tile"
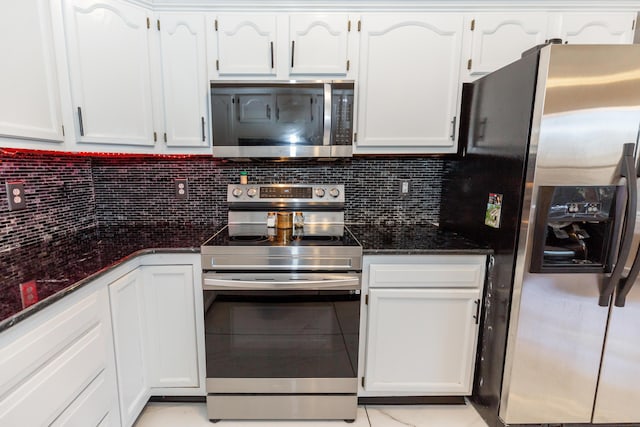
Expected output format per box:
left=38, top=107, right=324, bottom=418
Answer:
left=366, top=404, right=488, bottom=427
left=133, top=402, right=488, bottom=427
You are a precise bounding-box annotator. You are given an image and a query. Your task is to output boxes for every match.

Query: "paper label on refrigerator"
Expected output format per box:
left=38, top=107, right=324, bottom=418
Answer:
left=485, top=193, right=503, bottom=228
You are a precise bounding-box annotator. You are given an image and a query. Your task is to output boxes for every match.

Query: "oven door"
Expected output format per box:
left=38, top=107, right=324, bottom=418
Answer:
left=203, top=272, right=360, bottom=394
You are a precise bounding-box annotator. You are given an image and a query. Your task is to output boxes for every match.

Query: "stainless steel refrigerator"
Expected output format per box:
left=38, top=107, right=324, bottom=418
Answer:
left=440, top=44, right=640, bottom=426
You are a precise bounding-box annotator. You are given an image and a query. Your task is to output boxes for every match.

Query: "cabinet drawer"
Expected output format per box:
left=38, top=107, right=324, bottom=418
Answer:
left=51, top=369, right=114, bottom=427
left=369, top=262, right=484, bottom=288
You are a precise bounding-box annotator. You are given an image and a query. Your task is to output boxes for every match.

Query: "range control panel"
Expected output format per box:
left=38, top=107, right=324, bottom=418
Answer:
left=227, top=184, right=345, bottom=204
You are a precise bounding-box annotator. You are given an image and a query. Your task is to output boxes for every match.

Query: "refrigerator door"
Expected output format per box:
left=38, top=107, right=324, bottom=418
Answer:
left=593, top=204, right=640, bottom=423
left=500, top=45, right=640, bottom=425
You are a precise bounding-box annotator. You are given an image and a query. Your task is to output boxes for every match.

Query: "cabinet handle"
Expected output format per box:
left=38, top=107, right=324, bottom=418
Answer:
left=270, top=41, right=274, bottom=69
left=450, top=116, right=457, bottom=140
left=201, top=117, right=206, bottom=141
left=473, top=299, right=481, bottom=324
left=291, top=41, right=295, bottom=68
left=266, top=105, right=271, bottom=120
left=77, top=107, right=84, bottom=136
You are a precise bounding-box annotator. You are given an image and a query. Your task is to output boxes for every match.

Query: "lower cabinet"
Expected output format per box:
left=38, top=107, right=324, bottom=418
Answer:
left=360, top=254, right=486, bottom=396
left=109, top=269, right=150, bottom=427
left=0, top=283, right=120, bottom=426
left=0, top=253, right=204, bottom=427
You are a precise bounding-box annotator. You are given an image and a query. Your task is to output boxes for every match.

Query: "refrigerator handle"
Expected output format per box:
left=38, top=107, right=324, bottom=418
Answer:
left=615, top=150, right=640, bottom=307
left=600, top=143, right=637, bottom=307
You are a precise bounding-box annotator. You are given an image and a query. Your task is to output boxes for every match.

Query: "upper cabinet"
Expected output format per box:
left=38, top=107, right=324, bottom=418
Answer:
left=156, top=13, right=210, bottom=151
left=355, top=14, right=464, bottom=154
left=0, top=0, right=65, bottom=146
left=213, top=15, right=278, bottom=76
left=209, top=14, right=357, bottom=80
left=288, top=15, right=353, bottom=76
left=554, top=13, right=636, bottom=44
left=465, top=14, right=551, bottom=78
left=63, top=0, right=156, bottom=147
left=61, top=0, right=211, bottom=153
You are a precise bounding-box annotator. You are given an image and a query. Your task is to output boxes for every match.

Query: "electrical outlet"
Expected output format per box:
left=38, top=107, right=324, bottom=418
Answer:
left=399, top=180, right=411, bottom=196
left=175, top=178, right=188, bottom=200
left=20, top=280, right=38, bottom=308
left=6, top=181, right=26, bottom=211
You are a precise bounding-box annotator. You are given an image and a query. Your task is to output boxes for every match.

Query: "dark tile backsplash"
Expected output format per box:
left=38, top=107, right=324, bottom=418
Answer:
left=2, top=151, right=446, bottom=250
left=1, top=151, right=96, bottom=252
left=91, top=156, right=445, bottom=226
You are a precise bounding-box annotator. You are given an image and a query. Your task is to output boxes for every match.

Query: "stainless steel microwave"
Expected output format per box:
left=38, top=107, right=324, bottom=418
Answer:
left=210, top=81, right=354, bottom=159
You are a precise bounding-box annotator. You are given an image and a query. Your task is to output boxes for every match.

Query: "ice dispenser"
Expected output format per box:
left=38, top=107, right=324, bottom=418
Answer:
left=530, top=185, right=622, bottom=273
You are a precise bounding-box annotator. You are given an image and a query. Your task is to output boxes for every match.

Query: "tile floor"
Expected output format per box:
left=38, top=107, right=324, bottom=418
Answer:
left=134, top=402, right=489, bottom=427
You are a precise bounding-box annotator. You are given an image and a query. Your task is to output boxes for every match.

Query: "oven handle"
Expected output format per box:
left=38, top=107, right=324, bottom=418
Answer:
left=203, top=275, right=361, bottom=291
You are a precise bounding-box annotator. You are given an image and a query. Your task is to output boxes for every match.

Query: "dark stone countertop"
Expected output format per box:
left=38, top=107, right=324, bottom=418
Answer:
left=1, top=222, right=489, bottom=333
left=0, top=223, right=217, bottom=333
left=347, top=223, right=491, bottom=255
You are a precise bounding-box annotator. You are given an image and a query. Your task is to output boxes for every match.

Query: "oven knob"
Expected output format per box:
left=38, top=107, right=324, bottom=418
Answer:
left=247, top=188, right=257, bottom=198
left=231, top=187, right=243, bottom=198
left=329, top=188, right=340, bottom=198
left=315, top=188, right=326, bottom=198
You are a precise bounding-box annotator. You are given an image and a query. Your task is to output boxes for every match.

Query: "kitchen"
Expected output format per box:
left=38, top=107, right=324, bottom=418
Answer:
left=2, top=1, right=640, bottom=427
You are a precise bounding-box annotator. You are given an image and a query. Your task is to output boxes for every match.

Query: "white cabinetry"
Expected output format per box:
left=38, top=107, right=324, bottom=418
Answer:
left=62, top=1, right=211, bottom=153
left=464, top=14, right=551, bottom=79
left=63, top=0, right=155, bottom=147
left=0, top=284, right=119, bottom=426
left=209, top=14, right=356, bottom=79
left=109, top=269, right=150, bottom=427
left=212, top=15, right=278, bottom=76
left=360, top=255, right=486, bottom=396
left=0, top=0, right=64, bottom=146
left=156, top=13, right=210, bottom=151
left=141, top=264, right=200, bottom=390
left=355, top=14, right=464, bottom=154
left=555, top=13, right=636, bottom=44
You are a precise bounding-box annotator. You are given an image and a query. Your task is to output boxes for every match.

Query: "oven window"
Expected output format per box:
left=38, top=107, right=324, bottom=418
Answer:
left=204, top=291, right=360, bottom=379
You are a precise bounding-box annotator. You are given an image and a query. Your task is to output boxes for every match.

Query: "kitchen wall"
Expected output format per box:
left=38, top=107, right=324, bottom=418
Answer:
left=0, top=151, right=96, bottom=252
left=2, top=150, right=448, bottom=250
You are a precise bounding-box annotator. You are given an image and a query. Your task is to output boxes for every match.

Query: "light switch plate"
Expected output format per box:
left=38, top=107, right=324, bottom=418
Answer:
left=6, top=181, right=26, bottom=211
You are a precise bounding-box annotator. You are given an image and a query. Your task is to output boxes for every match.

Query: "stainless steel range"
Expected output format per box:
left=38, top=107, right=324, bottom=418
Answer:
left=201, top=184, right=362, bottom=422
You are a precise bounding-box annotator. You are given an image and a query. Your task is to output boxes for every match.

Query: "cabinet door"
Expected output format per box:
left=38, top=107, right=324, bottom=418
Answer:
left=559, top=13, right=636, bottom=44
left=109, top=269, right=149, bottom=427
left=467, top=13, right=550, bottom=76
left=63, top=0, right=154, bottom=146
left=214, top=15, right=277, bottom=76
left=364, top=288, right=480, bottom=394
left=357, top=14, right=464, bottom=153
left=142, top=265, right=199, bottom=388
left=289, top=14, right=350, bottom=75
left=0, top=0, right=63, bottom=142
left=157, top=13, right=209, bottom=149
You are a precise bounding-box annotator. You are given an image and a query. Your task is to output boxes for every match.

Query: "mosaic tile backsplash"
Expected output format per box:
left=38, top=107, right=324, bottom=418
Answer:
left=1, top=151, right=96, bottom=252
left=91, top=156, right=445, bottom=226
left=2, top=151, right=446, bottom=250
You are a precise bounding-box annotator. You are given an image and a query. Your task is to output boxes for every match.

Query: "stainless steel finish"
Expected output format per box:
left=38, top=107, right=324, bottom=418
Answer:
left=206, top=377, right=357, bottom=394
left=323, top=83, right=331, bottom=147
left=210, top=81, right=353, bottom=159
left=203, top=272, right=361, bottom=290
left=499, top=45, right=640, bottom=424
left=206, top=395, right=357, bottom=421
left=201, top=252, right=361, bottom=271
left=226, top=184, right=346, bottom=205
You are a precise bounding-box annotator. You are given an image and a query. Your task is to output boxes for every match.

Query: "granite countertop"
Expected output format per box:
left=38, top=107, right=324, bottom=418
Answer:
left=1, top=221, right=489, bottom=332
left=0, top=223, right=217, bottom=332
left=348, top=223, right=491, bottom=255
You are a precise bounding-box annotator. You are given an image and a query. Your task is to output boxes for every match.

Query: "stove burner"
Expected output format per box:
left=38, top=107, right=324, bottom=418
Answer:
left=229, top=235, right=270, bottom=243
